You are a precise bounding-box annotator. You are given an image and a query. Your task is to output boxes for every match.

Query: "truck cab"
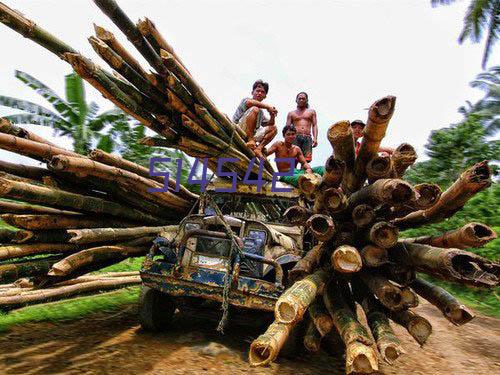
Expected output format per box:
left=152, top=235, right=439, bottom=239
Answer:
left=139, top=178, right=311, bottom=331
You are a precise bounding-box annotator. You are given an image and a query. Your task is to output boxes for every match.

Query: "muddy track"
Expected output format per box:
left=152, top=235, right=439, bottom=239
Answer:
left=0, top=301, right=498, bottom=374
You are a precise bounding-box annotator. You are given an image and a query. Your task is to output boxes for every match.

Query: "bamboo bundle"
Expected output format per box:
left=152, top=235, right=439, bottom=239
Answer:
left=1, top=214, right=136, bottom=230
left=0, top=133, right=82, bottom=161
left=0, top=243, right=80, bottom=261
left=67, top=226, right=168, bottom=244
left=0, top=256, right=63, bottom=283
left=0, top=275, right=141, bottom=308
left=0, top=118, right=59, bottom=147
left=0, top=200, right=81, bottom=216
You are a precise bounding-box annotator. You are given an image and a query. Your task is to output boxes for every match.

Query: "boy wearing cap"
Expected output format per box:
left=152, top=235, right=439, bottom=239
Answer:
left=233, top=80, right=278, bottom=159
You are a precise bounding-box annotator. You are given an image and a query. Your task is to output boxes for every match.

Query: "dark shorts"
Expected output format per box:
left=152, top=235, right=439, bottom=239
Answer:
left=293, top=134, right=313, bottom=162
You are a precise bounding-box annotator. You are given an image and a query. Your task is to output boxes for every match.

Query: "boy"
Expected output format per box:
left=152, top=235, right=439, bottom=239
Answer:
left=233, top=80, right=278, bottom=159
left=265, top=124, right=312, bottom=173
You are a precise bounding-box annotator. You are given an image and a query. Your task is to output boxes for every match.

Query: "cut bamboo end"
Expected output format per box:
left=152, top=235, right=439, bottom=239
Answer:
left=352, top=204, right=375, bottom=227
left=345, top=341, right=379, bottom=374
left=401, top=287, right=419, bottom=308
left=366, top=155, right=392, bottom=182
left=368, top=221, right=399, bottom=248
left=331, top=245, right=362, bottom=273
left=327, top=120, right=351, bottom=144
left=298, top=173, right=321, bottom=196
left=407, top=315, right=432, bottom=346
left=380, top=342, right=405, bottom=364
left=249, top=321, right=292, bottom=366
left=360, top=245, right=388, bottom=267
left=323, top=156, right=346, bottom=186
left=414, top=183, right=442, bottom=209
left=323, top=188, right=347, bottom=212
left=306, top=214, right=335, bottom=242
left=284, top=205, right=311, bottom=225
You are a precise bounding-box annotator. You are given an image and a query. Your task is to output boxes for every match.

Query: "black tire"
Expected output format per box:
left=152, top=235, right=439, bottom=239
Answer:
left=139, top=286, right=176, bottom=332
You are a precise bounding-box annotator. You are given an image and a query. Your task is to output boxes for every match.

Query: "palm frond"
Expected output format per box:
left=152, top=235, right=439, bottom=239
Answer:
left=96, top=134, right=114, bottom=153
left=0, top=95, right=63, bottom=119
left=86, top=101, right=100, bottom=121
left=15, top=70, right=78, bottom=121
left=88, top=109, right=129, bottom=131
left=481, top=1, right=499, bottom=68
left=65, top=73, right=88, bottom=124
left=459, top=0, right=490, bottom=43
left=3, top=113, right=71, bottom=131
left=431, top=0, right=457, bottom=6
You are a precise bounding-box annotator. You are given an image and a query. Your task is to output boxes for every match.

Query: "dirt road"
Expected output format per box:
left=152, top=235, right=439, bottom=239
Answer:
left=0, top=301, right=498, bottom=374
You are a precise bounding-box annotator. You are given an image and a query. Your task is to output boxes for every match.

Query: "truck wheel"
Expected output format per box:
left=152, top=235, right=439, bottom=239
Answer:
left=139, top=286, right=175, bottom=332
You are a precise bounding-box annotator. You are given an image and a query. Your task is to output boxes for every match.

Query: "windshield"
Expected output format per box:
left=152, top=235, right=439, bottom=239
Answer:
left=206, top=193, right=297, bottom=223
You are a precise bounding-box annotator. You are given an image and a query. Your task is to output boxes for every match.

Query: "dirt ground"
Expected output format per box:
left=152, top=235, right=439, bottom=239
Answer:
left=0, top=300, right=498, bottom=375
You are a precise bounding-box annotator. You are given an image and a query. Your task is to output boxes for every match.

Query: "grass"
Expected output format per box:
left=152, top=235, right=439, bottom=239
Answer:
left=0, top=286, right=140, bottom=333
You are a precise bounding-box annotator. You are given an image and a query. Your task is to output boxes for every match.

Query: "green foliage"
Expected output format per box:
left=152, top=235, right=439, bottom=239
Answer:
left=405, top=117, right=499, bottom=187
left=432, top=0, right=499, bottom=68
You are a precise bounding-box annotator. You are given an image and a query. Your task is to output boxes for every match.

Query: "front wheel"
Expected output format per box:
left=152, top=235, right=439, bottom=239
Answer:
left=139, top=286, right=176, bottom=332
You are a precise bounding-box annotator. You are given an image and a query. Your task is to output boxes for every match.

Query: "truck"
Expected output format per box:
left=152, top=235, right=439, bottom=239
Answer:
left=139, top=178, right=312, bottom=333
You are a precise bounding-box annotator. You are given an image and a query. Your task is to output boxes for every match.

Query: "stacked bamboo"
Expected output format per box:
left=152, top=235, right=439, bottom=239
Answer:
left=249, top=96, right=499, bottom=373
left=0, top=1, right=274, bottom=180
left=0, top=118, right=191, bottom=307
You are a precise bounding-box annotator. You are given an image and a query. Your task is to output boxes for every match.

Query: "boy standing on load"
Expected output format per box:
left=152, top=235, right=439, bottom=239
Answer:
left=232, top=80, right=278, bottom=159
left=286, top=92, right=318, bottom=162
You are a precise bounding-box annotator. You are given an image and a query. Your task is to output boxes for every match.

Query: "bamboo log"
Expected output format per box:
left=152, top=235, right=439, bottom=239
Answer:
left=12, top=229, right=72, bottom=244
left=363, top=297, right=405, bottom=364
left=67, top=226, right=167, bottom=244
left=393, top=161, right=491, bottom=229
left=306, top=214, right=336, bottom=242
left=0, top=178, right=162, bottom=224
left=0, top=275, right=141, bottom=308
left=389, top=309, right=432, bottom=347
left=405, top=222, right=496, bottom=249
left=93, top=0, right=167, bottom=75
left=360, top=244, right=388, bottom=267
left=322, top=156, right=345, bottom=188
left=366, top=155, right=393, bottom=183
left=0, top=160, right=51, bottom=181
left=303, top=319, right=322, bottom=352
left=0, top=200, right=81, bottom=216
left=360, top=272, right=405, bottom=311
left=323, top=281, right=378, bottom=374
left=249, top=321, right=293, bottom=366
left=0, top=229, right=18, bottom=244
left=314, top=188, right=346, bottom=214
left=0, top=133, right=81, bottom=162
left=0, top=118, right=59, bottom=147
left=379, top=263, right=416, bottom=286
left=298, top=173, right=322, bottom=198
left=351, top=96, right=397, bottom=191
left=284, top=205, right=311, bottom=226
left=366, top=221, right=399, bottom=248
left=331, top=245, right=362, bottom=273
left=347, top=178, right=414, bottom=210
left=389, top=242, right=499, bottom=288
left=0, top=243, right=80, bottom=261
left=275, top=269, right=329, bottom=324
left=0, top=255, right=62, bottom=283
left=1, top=214, right=136, bottom=230
left=89, top=149, right=197, bottom=201
left=0, top=2, right=77, bottom=57
left=351, top=204, right=375, bottom=228
left=401, top=287, right=419, bottom=308
left=289, top=243, right=324, bottom=282
left=308, top=298, right=334, bottom=336
left=410, top=278, right=475, bottom=325
left=327, top=121, right=355, bottom=191
left=48, top=245, right=148, bottom=276
left=93, top=24, right=149, bottom=78
left=138, top=136, right=173, bottom=148
left=392, top=143, right=417, bottom=177
left=49, top=155, right=190, bottom=209
left=88, top=36, right=170, bottom=115
left=414, top=183, right=442, bottom=209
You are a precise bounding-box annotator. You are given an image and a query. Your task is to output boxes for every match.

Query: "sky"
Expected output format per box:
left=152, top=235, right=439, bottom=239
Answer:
left=0, top=0, right=497, bottom=169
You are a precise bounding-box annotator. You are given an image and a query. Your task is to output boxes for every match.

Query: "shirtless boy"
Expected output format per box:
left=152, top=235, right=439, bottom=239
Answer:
left=286, top=92, right=318, bottom=162
left=232, top=80, right=278, bottom=159
left=266, top=124, right=312, bottom=173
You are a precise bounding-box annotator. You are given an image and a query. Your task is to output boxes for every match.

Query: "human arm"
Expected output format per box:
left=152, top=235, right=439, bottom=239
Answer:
left=296, top=147, right=312, bottom=173
left=286, top=111, right=292, bottom=126
left=264, top=142, right=278, bottom=157
left=244, top=98, right=278, bottom=116
left=312, top=110, right=318, bottom=147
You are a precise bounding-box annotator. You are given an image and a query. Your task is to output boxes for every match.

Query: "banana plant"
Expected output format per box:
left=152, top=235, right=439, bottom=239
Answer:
left=0, top=70, right=129, bottom=154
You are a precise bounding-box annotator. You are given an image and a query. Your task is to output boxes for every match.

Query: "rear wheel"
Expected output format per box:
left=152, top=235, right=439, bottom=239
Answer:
left=139, top=286, right=176, bottom=332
